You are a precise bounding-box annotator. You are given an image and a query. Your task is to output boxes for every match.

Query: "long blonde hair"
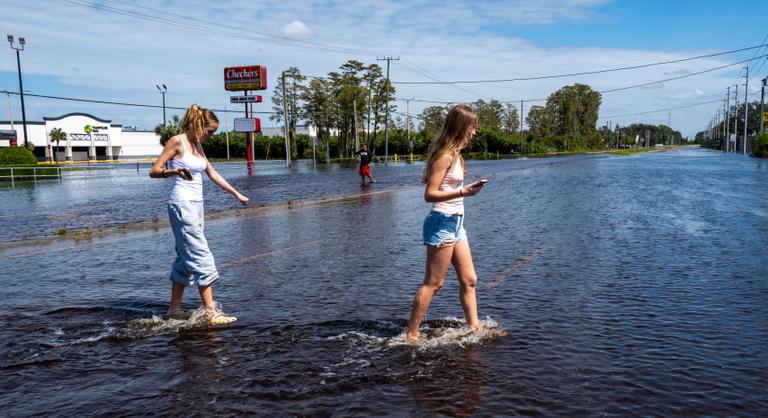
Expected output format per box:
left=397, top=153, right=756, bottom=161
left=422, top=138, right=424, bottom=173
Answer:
left=179, top=104, right=219, bottom=144
left=422, top=104, right=477, bottom=183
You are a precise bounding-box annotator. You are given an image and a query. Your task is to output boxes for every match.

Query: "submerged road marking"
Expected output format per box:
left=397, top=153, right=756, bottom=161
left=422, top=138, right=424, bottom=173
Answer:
left=485, top=246, right=545, bottom=289
left=218, top=240, right=323, bottom=268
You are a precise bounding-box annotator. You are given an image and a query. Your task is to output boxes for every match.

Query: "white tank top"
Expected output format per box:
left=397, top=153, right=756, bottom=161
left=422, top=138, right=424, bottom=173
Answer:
left=168, top=138, right=207, bottom=202
left=432, top=158, right=465, bottom=215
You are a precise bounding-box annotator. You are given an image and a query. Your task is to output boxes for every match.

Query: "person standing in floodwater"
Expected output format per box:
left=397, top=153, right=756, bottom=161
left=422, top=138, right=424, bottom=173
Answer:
left=355, top=143, right=375, bottom=184
left=406, top=104, right=486, bottom=341
left=149, top=104, right=249, bottom=325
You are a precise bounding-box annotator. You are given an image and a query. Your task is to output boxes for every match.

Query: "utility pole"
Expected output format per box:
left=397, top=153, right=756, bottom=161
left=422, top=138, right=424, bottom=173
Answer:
left=761, top=77, right=766, bottom=134
left=743, top=66, right=749, bottom=155
left=406, top=98, right=411, bottom=154
left=282, top=70, right=291, bottom=167
left=323, top=108, right=330, bottom=164
left=723, top=101, right=728, bottom=148
left=366, top=77, right=373, bottom=148
left=733, top=84, right=740, bottom=153
left=668, top=112, right=672, bottom=145
left=725, top=88, right=730, bottom=153
left=377, top=56, right=399, bottom=163
left=717, top=110, right=722, bottom=147
left=353, top=94, right=359, bottom=151
left=520, top=100, right=526, bottom=152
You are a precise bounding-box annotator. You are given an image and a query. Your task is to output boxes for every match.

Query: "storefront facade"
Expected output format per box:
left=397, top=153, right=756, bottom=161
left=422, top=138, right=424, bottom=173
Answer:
left=0, top=113, right=162, bottom=161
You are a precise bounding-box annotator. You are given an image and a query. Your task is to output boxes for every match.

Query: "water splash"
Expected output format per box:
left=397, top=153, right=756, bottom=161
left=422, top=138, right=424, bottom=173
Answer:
left=388, top=317, right=507, bottom=350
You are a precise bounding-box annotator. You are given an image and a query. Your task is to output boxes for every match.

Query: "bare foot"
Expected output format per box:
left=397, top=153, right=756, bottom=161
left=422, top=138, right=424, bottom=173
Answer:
left=405, top=333, right=421, bottom=342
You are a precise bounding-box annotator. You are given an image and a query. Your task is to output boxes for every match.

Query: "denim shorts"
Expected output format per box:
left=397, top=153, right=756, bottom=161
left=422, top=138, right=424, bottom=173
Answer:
left=167, top=200, right=220, bottom=287
left=422, top=210, right=467, bottom=246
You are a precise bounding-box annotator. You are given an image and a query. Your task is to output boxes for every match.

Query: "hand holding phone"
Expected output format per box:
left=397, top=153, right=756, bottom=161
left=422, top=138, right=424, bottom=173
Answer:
left=177, top=167, right=193, bottom=181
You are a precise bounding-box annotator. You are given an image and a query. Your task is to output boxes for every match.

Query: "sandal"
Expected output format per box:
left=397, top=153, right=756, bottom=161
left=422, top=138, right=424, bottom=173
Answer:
left=207, top=312, right=238, bottom=326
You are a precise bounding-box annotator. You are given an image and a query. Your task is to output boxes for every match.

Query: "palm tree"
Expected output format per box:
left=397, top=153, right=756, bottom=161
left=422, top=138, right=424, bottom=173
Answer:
left=49, top=127, right=66, bottom=162
left=154, top=115, right=180, bottom=146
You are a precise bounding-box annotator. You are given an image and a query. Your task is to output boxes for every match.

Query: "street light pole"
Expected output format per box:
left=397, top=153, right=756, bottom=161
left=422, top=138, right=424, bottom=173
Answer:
left=156, top=84, right=167, bottom=126
left=377, top=56, right=399, bottom=163
left=7, top=35, right=28, bottom=148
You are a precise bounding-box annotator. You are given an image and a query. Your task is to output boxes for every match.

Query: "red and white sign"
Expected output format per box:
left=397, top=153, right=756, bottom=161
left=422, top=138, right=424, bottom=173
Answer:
left=233, top=117, right=261, bottom=133
left=224, top=65, right=267, bottom=91
left=230, top=95, right=263, bottom=104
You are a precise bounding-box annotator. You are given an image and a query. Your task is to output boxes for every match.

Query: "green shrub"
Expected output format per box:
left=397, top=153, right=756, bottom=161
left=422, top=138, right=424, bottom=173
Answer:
left=0, top=147, right=37, bottom=166
left=751, top=132, right=768, bottom=158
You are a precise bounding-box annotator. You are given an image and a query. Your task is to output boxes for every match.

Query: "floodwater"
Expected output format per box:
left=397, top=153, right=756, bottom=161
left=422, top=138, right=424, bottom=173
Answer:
left=1, top=148, right=767, bottom=416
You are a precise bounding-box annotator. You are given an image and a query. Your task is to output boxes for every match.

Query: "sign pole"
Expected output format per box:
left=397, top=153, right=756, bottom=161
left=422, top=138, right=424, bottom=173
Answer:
left=250, top=101, right=255, bottom=163
left=224, top=106, right=230, bottom=160
left=245, top=90, right=252, bottom=175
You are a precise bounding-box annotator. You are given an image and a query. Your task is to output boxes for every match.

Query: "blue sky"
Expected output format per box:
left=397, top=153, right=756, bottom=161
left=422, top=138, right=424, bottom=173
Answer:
left=1, top=0, right=766, bottom=138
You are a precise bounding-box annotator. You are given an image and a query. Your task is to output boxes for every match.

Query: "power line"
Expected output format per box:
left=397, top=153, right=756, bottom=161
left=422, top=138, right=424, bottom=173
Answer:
left=729, top=32, right=768, bottom=86
left=1, top=90, right=276, bottom=115
left=598, top=98, right=724, bottom=120
left=599, top=54, right=768, bottom=94
left=392, top=44, right=768, bottom=85
left=399, top=58, right=484, bottom=99
left=393, top=54, right=768, bottom=105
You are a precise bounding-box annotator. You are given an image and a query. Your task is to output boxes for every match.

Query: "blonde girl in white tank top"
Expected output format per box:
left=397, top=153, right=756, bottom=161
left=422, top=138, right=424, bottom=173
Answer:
left=150, top=104, right=249, bottom=325
left=406, top=104, right=487, bottom=341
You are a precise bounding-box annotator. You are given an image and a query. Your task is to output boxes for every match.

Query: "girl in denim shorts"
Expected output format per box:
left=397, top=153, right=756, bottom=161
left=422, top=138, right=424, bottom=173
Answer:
left=406, top=104, right=486, bottom=341
left=150, top=104, right=249, bottom=325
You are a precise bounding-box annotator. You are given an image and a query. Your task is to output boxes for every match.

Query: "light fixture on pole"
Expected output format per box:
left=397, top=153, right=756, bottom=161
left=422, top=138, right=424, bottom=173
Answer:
left=156, top=84, right=167, bottom=126
left=7, top=34, right=28, bottom=148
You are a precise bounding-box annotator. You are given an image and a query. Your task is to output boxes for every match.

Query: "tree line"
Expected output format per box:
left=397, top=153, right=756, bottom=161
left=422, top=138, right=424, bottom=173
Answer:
left=152, top=60, right=696, bottom=159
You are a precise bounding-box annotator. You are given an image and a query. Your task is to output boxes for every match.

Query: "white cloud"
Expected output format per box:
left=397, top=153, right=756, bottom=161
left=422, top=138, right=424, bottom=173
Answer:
left=282, top=20, right=313, bottom=40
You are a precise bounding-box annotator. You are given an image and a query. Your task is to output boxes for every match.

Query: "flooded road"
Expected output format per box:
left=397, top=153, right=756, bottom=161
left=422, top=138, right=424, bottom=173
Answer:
left=1, top=148, right=767, bottom=416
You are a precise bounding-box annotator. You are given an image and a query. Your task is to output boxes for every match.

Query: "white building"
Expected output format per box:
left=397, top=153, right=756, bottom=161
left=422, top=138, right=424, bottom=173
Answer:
left=0, top=112, right=162, bottom=161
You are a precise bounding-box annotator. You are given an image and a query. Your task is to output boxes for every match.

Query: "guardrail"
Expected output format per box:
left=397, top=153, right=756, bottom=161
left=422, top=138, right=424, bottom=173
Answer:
left=0, top=166, right=62, bottom=187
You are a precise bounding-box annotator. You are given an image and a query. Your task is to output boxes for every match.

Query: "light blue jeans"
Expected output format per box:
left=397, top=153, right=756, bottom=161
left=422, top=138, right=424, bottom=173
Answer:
left=167, top=200, right=220, bottom=287
left=422, top=210, right=467, bottom=247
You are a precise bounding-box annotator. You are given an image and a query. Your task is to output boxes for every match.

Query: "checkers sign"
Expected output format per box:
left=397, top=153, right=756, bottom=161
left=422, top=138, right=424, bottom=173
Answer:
left=224, top=65, right=267, bottom=91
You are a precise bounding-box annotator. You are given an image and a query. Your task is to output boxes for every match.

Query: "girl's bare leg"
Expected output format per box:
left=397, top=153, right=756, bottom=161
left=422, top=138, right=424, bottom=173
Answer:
left=198, top=285, right=216, bottom=314
left=451, top=239, right=480, bottom=330
left=168, top=282, right=185, bottom=315
left=406, top=244, right=454, bottom=340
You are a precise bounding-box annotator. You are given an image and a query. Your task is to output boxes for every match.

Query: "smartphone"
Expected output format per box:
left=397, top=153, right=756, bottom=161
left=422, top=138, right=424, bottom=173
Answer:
left=478, top=179, right=488, bottom=185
